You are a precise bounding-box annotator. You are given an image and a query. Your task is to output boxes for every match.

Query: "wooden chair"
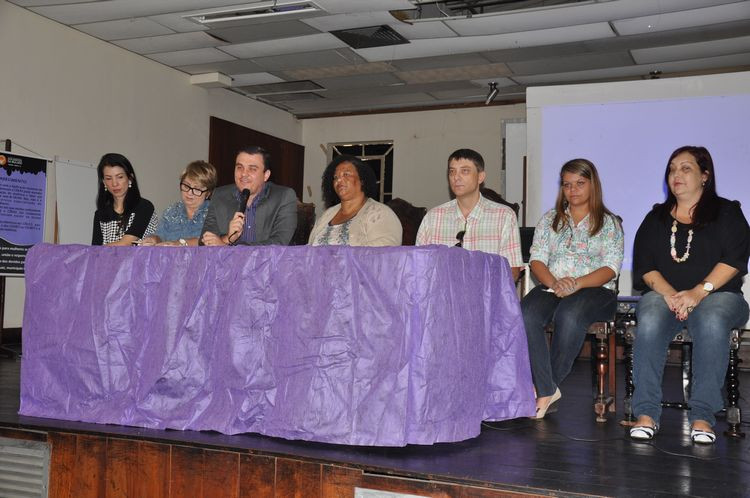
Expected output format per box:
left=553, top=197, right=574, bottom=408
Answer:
left=386, top=198, right=426, bottom=246
left=291, top=201, right=315, bottom=245
left=534, top=217, right=622, bottom=423
left=480, top=187, right=519, bottom=217
left=543, top=309, right=617, bottom=422
left=621, top=324, right=744, bottom=438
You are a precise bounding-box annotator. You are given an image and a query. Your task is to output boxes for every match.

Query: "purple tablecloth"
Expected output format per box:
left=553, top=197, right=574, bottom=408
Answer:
left=20, top=243, right=534, bottom=446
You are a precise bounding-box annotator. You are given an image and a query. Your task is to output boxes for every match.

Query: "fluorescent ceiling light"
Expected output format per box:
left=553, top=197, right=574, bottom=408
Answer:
left=186, top=1, right=322, bottom=25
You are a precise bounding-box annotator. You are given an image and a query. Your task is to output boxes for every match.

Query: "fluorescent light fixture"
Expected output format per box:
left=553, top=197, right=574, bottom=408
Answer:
left=186, top=1, right=322, bottom=25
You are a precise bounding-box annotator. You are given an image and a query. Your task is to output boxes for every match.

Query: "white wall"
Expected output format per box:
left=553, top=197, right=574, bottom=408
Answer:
left=0, top=1, right=302, bottom=327
left=301, top=105, right=526, bottom=214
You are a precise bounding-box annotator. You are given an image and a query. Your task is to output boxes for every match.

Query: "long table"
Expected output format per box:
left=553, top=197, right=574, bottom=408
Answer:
left=20, top=243, right=534, bottom=446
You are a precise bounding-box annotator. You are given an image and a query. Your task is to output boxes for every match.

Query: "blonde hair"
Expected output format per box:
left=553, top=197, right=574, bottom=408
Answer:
left=180, top=160, right=217, bottom=194
left=552, top=158, right=615, bottom=236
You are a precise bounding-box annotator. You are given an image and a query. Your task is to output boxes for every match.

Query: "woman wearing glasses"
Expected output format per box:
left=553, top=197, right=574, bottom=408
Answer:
left=309, top=155, right=401, bottom=246
left=92, top=153, right=158, bottom=246
left=141, top=160, right=217, bottom=246
left=522, top=158, right=624, bottom=419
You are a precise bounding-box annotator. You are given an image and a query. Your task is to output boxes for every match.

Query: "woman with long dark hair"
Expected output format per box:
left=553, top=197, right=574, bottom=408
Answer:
left=629, top=146, right=749, bottom=444
left=522, top=158, right=624, bottom=419
left=92, top=153, right=157, bottom=245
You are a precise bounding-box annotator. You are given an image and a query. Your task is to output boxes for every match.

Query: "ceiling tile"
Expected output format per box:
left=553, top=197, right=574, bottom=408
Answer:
left=481, top=19, right=750, bottom=64
left=73, top=18, right=174, bottom=41
left=428, top=87, right=491, bottom=100
left=229, top=73, right=286, bottom=87
left=470, top=77, right=521, bottom=88
left=632, top=35, right=750, bottom=64
left=221, top=33, right=347, bottom=59
left=284, top=61, right=395, bottom=80
left=429, top=83, right=525, bottom=102
left=513, top=52, right=750, bottom=85
left=314, top=72, right=403, bottom=90
left=260, top=92, right=325, bottom=103
left=388, top=20, right=457, bottom=40
left=313, top=0, right=415, bottom=14
left=146, top=47, right=235, bottom=66
left=443, top=0, right=740, bottom=36
left=396, top=63, right=511, bottom=84
left=647, top=52, right=750, bottom=72
left=321, top=80, right=474, bottom=100
left=113, top=31, right=225, bottom=55
left=507, top=51, right=635, bottom=75
left=147, top=13, right=207, bottom=33
left=177, top=59, right=263, bottom=75
left=513, top=65, right=647, bottom=85
left=251, top=48, right=365, bottom=71
left=206, top=21, right=321, bottom=45
left=238, top=80, right=323, bottom=95
left=613, top=2, right=750, bottom=36
left=390, top=53, right=492, bottom=71
left=357, top=23, right=616, bottom=62
left=10, top=0, right=105, bottom=5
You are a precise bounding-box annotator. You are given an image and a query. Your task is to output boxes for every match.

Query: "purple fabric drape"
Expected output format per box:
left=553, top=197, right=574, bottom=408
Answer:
left=20, top=243, right=534, bottom=446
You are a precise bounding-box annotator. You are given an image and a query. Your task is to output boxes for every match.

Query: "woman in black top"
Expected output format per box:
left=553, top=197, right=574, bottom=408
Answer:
left=92, top=153, right=157, bottom=245
left=629, top=146, right=749, bottom=444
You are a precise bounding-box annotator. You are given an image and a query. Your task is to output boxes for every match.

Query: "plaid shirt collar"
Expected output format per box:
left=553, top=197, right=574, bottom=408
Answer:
left=452, top=193, right=485, bottom=222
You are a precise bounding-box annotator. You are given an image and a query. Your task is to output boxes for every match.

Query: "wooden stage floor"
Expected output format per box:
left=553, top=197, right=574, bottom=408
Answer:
left=1, top=355, right=748, bottom=497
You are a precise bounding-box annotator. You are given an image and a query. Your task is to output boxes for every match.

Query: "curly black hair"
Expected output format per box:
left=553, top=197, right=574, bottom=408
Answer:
left=321, top=154, right=379, bottom=208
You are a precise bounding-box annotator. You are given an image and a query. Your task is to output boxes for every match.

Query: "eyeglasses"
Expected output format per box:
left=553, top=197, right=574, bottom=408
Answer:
left=180, top=182, right=208, bottom=196
left=455, top=221, right=467, bottom=247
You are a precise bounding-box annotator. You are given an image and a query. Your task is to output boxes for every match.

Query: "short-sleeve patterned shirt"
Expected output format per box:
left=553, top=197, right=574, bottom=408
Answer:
left=416, top=195, right=523, bottom=267
left=155, top=200, right=209, bottom=242
left=529, top=209, right=624, bottom=291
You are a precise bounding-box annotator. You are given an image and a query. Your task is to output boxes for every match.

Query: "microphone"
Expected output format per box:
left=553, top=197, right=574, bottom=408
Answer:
left=237, top=188, right=251, bottom=213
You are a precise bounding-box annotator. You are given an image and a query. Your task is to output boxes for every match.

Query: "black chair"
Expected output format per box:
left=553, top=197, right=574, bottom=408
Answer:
left=621, top=321, right=744, bottom=437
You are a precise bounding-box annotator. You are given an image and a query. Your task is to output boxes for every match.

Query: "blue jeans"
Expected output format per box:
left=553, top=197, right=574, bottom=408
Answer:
left=632, top=291, right=749, bottom=426
left=522, top=285, right=617, bottom=397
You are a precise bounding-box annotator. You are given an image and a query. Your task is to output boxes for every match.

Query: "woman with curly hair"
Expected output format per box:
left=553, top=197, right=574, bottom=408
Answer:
left=309, top=154, right=402, bottom=246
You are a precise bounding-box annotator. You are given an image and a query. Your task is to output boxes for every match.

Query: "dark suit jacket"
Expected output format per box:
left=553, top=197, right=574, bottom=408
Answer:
left=200, top=182, right=297, bottom=245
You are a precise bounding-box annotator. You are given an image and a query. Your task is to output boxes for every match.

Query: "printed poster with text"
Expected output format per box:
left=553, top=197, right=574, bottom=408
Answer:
left=0, top=151, right=48, bottom=276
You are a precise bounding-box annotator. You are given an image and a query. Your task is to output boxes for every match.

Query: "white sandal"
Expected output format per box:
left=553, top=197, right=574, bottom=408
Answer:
left=629, top=424, right=658, bottom=441
left=690, top=428, right=716, bottom=445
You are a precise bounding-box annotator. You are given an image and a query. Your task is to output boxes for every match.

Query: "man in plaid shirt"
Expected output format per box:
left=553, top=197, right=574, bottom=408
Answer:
left=416, top=148, right=523, bottom=281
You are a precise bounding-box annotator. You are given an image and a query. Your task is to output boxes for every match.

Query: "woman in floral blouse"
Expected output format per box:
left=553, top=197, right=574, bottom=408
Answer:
left=141, top=160, right=217, bottom=246
left=522, top=158, right=624, bottom=419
